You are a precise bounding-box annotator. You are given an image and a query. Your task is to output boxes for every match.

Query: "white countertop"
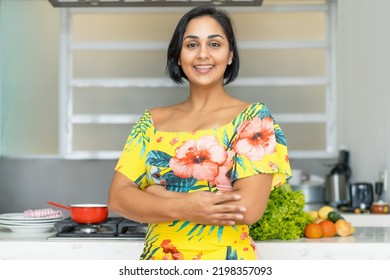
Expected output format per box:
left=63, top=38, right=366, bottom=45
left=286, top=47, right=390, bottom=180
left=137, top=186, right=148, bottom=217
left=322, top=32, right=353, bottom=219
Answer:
left=258, top=227, right=390, bottom=260
left=340, top=213, right=390, bottom=227
left=1, top=224, right=390, bottom=260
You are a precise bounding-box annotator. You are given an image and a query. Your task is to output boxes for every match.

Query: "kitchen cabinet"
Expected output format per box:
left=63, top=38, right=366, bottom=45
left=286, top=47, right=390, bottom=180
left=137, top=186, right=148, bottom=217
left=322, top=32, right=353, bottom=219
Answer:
left=1, top=226, right=390, bottom=260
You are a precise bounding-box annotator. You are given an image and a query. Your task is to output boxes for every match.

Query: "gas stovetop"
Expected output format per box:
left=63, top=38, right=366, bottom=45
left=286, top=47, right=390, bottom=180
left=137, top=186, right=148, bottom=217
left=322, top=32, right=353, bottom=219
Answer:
left=48, top=217, right=147, bottom=240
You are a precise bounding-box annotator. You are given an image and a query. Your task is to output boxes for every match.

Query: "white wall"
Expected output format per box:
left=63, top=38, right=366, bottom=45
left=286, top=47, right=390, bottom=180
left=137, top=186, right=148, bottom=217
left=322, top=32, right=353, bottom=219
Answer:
left=337, top=0, right=390, bottom=201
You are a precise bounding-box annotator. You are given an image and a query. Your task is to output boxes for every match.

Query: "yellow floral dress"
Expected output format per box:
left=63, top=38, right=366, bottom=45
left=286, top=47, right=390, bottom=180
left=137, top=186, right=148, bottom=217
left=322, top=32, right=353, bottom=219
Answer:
left=115, top=102, right=291, bottom=260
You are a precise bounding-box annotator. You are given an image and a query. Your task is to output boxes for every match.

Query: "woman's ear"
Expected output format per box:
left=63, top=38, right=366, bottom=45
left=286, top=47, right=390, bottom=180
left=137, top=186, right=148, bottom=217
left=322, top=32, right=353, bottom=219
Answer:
left=228, top=51, right=233, bottom=65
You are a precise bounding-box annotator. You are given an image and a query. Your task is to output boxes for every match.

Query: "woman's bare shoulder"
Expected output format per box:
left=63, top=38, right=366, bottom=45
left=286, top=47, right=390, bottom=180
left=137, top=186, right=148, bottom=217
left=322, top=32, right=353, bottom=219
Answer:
left=149, top=105, right=179, bottom=116
left=148, top=104, right=182, bottom=125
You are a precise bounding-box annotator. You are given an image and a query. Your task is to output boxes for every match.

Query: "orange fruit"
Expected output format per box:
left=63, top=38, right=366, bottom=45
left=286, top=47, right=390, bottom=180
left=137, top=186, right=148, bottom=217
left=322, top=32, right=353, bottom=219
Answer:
left=304, top=223, right=323, bottom=238
left=319, top=220, right=337, bottom=237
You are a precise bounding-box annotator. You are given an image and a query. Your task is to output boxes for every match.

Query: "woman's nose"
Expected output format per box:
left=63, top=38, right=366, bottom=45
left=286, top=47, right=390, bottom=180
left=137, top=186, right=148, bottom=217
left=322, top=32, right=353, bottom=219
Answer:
left=198, top=45, right=209, bottom=60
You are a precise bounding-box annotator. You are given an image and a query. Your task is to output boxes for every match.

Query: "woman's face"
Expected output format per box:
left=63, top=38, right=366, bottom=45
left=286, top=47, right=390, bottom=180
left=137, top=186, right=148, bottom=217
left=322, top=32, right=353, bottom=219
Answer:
left=179, top=16, right=233, bottom=88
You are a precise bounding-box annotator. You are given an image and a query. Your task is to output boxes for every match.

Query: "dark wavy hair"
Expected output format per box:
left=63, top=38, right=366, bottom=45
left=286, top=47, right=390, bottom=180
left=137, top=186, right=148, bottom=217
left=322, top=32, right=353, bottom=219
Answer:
left=166, top=6, right=240, bottom=85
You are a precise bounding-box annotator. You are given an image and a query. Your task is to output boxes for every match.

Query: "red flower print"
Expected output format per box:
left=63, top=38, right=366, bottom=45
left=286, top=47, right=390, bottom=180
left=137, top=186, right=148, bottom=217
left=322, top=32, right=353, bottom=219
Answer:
left=169, top=137, right=179, bottom=146
left=233, top=117, right=276, bottom=161
left=192, top=252, right=203, bottom=260
left=240, top=232, right=249, bottom=240
left=169, top=135, right=227, bottom=181
left=160, top=239, right=178, bottom=254
left=268, top=161, right=278, bottom=171
left=172, top=252, right=184, bottom=260
left=212, top=151, right=235, bottom=190
left=250, top=237, right=257, bottom=251
left=160, top=239, right=184, bottom=260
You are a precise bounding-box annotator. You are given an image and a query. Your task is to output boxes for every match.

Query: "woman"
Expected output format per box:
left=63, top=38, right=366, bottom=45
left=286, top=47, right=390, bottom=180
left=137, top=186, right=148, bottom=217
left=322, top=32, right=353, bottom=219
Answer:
left=108, top=6, right=291, bottom=260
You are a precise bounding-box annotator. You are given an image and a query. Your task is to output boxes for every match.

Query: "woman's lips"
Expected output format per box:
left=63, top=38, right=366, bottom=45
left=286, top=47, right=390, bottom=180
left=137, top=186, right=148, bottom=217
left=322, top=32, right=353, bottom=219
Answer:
left=194, top=64, right=213, bottom=73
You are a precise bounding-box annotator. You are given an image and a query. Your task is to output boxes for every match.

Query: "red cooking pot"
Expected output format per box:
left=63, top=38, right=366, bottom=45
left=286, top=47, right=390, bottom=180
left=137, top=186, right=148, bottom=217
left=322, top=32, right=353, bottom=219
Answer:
left=48, top=201, right=108, bottom=224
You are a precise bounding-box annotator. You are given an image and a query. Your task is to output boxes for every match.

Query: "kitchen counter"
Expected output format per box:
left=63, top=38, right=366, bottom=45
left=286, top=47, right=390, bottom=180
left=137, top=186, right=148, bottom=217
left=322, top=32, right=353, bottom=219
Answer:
left=1, top=226, right=390, bottom=260
left=340, top=213, right=390, bottom=227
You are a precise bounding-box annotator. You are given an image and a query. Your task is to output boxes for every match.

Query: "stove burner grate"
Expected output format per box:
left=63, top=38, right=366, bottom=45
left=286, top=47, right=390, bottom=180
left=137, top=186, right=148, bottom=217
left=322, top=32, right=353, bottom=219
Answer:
left=117, top=219, right=148, bottom=238
left=78, top=225, right=100, bottom=234
left=52, top=217, right=147, bottom=238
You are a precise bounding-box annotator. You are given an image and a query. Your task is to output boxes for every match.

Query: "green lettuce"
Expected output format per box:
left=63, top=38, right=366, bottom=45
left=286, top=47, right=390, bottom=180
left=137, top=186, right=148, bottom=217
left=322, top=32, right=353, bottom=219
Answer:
left=249, top=183, right=312, bottom=240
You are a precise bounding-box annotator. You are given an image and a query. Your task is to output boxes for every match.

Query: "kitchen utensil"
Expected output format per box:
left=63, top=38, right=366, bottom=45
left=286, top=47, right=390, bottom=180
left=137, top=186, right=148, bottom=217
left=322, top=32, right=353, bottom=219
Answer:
left=289, top=169, right=303, bottom=185
left=0, top=213, right=63, bottom=223
left=370, top=201, right=389, bottom=214
left=292, top=183, right=326, bottom=211
left=0, top=212, right=64, bottom=233
left=349, top=182, right=374, bottom=210
left=325, top=150, right=352, bottom=208
left=325, top=173, right=349, bottom=207
left=0, top=223, right=55, bottom=234
left=47, top=201, right=108, bottom=224
left=375, top=181, right=384, bottom=201
left=292, top=183, right=325, bottom=203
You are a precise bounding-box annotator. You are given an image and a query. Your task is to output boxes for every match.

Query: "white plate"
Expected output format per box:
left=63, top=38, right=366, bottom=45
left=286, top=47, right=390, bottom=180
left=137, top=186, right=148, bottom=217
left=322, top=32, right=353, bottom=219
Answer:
left=0, top=219, right=60, bottom=226
left=0, top=223, right=55, bottom=234
left=0, top=213, right=64, bottom=223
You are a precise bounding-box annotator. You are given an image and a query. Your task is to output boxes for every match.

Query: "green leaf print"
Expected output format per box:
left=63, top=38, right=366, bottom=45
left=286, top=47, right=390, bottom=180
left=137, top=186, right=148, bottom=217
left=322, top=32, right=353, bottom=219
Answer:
left=163, top=171, right=199, bottom=192
left=134, top=173, right=146, bottom=186
left=169, top=221, right=226, bottom=243
left=141, top=224, right=159, bottom=260
left=230, top=155, right=244, bottom=182
left=275, top=128, right=287, bottom=146
left=128, top=113, right=152, bottom=158
left=206, top=225, right=224, bottom=243
left=176, top=221, right=191, bottom=232
left=146, top=150, right=171, bottom=167
left=225, top=246, right=238, bottom=260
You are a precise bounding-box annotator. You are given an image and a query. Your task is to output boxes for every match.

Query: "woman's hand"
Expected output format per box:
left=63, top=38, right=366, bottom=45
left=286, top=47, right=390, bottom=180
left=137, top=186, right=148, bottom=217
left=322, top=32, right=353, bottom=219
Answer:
left=181, top=191, right=246, bottom=225
left=145, top=185, right=246, bottom=225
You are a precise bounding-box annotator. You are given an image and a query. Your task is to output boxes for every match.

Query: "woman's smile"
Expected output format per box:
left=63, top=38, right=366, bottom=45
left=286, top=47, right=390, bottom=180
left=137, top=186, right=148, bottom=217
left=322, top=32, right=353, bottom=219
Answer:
left=194, top=64, right=214, bottom=73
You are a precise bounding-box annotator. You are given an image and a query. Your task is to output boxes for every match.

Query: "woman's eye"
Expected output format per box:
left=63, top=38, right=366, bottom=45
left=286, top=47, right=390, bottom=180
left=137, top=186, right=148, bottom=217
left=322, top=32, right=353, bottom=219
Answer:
left=210, top=42, right=220, bottom=48
left=187, top=42, right=197, bottom=48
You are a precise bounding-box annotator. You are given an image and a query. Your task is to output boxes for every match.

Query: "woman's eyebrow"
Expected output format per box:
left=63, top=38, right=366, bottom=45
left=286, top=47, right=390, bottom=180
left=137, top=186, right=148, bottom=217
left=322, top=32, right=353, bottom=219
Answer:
left=183, top=34, right=224, bottom=40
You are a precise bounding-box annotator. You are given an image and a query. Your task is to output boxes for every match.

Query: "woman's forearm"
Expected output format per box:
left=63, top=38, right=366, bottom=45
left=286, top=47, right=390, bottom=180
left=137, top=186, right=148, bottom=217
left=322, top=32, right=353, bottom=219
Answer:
left=108, top=183, right=185, bottom=223
left=145, top=185, right=186, bottom=198
left=108, top=172, right=246, bottom=225
left=229, top=174, right=273, bottom=225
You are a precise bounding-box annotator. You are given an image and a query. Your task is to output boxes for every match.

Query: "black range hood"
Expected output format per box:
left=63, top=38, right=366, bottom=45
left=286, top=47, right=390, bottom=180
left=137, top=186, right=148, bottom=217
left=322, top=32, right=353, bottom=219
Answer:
left=47, top=0, right=264, bottom=8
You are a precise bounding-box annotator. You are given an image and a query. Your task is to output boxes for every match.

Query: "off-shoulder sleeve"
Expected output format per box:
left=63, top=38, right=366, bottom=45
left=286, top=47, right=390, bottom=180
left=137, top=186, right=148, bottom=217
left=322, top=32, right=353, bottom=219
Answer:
left=230, top=103, right=291, bottom=188
left=114, top=110, right=153, bottom=189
